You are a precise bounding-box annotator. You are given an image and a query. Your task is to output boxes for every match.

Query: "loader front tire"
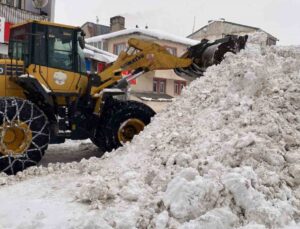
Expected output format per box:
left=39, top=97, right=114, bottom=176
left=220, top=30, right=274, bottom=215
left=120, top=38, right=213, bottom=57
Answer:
left=0, top=98, right=49, bottom=175
left=92, top=99, right=155, bottom=153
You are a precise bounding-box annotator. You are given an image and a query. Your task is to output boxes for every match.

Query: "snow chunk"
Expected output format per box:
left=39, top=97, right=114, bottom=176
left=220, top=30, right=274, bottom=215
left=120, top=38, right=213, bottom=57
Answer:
left=179, top=207, right=239, bottom=229
left=163, top=168, right=223, bottom=221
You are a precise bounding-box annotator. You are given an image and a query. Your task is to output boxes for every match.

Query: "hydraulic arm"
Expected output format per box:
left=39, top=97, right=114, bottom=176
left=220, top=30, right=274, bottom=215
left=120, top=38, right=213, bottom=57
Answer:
left=91, top=35, right=248, bottom=95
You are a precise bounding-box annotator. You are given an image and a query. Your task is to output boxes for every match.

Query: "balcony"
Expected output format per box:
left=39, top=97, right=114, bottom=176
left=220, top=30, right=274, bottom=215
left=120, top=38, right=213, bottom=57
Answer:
left=0, top=3, right=48, bottom=24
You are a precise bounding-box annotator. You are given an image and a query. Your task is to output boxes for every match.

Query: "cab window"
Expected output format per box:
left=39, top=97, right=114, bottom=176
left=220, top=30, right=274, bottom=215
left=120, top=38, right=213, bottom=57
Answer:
left=48, top=27, right=74, bottom=71
left=9, top=24, right=30, bottom=61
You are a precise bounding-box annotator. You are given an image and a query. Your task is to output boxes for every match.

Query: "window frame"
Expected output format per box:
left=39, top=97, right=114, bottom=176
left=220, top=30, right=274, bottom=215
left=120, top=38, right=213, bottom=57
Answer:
left=266, top=37, right=276, bottom=46
left=32, top=24, right=47, bottom=66
left=9, top=23, right=31, bottom=62
left=47, top=26, right=74, bottom=72
left=30, top=24, right=85, bottom=74
left=174, top=80, right=186, bottom=95
left=153, top=78, right=166, bottom=94
left=113, top=42, right=127, bottom=55
left=164, top=45, right=177, bottom=56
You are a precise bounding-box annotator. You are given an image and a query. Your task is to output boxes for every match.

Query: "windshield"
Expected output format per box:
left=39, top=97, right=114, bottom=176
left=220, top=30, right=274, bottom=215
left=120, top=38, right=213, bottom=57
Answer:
left=48, top=27, right=74, bottom=71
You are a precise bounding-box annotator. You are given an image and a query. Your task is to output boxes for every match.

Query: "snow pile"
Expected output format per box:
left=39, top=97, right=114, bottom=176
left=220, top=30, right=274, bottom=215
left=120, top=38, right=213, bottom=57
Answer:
left=247, top=31, right=269, bottom=46
left=0, top=37, right=300, bottom=228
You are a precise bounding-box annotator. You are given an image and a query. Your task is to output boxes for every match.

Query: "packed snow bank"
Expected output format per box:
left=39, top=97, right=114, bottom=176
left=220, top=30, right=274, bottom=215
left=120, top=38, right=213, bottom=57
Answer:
left=0, top=37, right=300, bottom=228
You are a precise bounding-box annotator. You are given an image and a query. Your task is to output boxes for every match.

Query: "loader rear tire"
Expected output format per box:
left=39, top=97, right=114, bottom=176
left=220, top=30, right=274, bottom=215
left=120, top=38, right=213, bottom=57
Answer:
left=0, top=98, right=49, bottom=175
left=92, top=98, right=155, bottom=153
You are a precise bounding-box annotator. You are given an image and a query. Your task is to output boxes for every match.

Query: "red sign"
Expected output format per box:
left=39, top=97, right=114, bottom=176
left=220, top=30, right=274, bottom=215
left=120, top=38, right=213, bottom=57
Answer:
left=121, top=70, right=136, bottom=85
left=97, top=63, right=105, bottom=72
left=4, top=22, right=12, bottom=43
left=130, top=79, right=136, bottom=85
left=0, top=17, right=12, bottom=43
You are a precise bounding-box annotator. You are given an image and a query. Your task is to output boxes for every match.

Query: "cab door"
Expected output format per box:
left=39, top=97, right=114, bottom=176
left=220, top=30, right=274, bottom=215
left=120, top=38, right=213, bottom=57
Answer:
left=47, top=68, right=76, bottom=92
left=46, top=26, right=77, bottom=93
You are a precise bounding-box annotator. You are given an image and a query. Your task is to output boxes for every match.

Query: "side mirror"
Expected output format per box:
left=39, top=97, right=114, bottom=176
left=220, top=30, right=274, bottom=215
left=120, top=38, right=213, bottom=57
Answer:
left=78, top=36, right=85, bottom=49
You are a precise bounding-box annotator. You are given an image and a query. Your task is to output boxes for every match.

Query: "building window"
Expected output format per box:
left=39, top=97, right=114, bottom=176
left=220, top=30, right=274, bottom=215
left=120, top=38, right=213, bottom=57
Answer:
left=1, top=0, right=24, bottom=8
left=266, top=37, right=276, bottom=46
left=174, top=81, right=186, bottom=95
left=165, top=46, right=177, bottom=56
left=153, top=80, right=157, bottom=92
left=0, top=0, right=14, bottom=6
left=153, top=78, right=166, bottom=94
left=17, top=0, right=22, bottom=9
left=113, top=42, right=126, bottom=55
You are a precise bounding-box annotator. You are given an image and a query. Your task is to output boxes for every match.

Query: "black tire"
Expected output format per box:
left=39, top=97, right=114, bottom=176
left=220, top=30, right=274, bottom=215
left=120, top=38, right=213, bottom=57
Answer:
left=91, top=98, right=155, bottom=153
left=0, top=98, right=49, bottom=175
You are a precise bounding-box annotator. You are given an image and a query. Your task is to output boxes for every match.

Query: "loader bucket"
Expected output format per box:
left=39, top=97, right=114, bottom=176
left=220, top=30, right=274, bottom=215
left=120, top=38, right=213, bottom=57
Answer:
left=174, top=35, right=248, bottom=77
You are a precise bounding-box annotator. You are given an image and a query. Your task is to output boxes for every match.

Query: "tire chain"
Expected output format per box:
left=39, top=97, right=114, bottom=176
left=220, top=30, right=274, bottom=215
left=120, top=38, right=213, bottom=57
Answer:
left=0, top=97, right=49, bottom=174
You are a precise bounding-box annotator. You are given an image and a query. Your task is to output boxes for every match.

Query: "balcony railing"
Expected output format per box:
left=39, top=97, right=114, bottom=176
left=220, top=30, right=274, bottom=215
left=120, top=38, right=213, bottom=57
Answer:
left=0, top=3, right=48, bottom=24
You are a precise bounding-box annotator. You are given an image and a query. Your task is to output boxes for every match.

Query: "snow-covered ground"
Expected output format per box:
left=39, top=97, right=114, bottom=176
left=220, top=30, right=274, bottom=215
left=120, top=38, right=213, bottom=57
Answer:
left=40, top=140, right=100, bottom=166
left=0, top=34, right=300, bottom=229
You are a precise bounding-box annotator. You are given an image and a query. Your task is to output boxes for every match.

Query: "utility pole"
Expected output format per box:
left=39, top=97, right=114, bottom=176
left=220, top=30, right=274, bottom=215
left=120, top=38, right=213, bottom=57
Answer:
left=192, top=16, right=196, bottom=33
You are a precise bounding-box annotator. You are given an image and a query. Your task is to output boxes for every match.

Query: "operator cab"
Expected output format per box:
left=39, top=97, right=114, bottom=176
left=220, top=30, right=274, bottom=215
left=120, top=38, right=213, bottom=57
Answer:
left=8, top=21, right=86, bottom=75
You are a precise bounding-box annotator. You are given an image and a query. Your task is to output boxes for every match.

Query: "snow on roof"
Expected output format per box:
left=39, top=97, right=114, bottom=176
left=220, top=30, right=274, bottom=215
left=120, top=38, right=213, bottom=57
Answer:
left=188, top=20, right=278, bottom=41
left=84, top=44, right=117, bottom=63
left=86, top=28, right=199, bottom=46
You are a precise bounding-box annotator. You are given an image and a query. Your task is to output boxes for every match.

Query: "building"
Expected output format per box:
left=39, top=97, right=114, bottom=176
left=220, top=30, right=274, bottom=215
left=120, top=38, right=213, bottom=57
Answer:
left=86, top=16, right=198, bottom=112
left=0, top=0, right=55, bottom=56
left=81, top=16, right=126, bottom=39
left=188, top=19, right=278, bottom=46
left=83, top=44, right=117, bottom=73
left=81, top=22, right=110, bottom=39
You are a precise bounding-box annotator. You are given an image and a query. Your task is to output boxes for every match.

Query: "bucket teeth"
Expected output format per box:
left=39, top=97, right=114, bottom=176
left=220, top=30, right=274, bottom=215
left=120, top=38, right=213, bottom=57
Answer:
left=174, top=35, right=248, bottom=78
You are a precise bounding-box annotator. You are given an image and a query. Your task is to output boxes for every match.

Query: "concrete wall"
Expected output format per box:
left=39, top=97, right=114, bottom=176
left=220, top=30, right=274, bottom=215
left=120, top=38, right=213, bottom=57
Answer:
left=131, top=72, right=154, bottom=92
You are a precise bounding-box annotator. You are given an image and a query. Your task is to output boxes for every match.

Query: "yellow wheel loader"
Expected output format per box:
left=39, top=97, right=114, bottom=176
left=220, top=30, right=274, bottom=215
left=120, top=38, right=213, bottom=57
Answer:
left=0, top=21, right=247, bottom=174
